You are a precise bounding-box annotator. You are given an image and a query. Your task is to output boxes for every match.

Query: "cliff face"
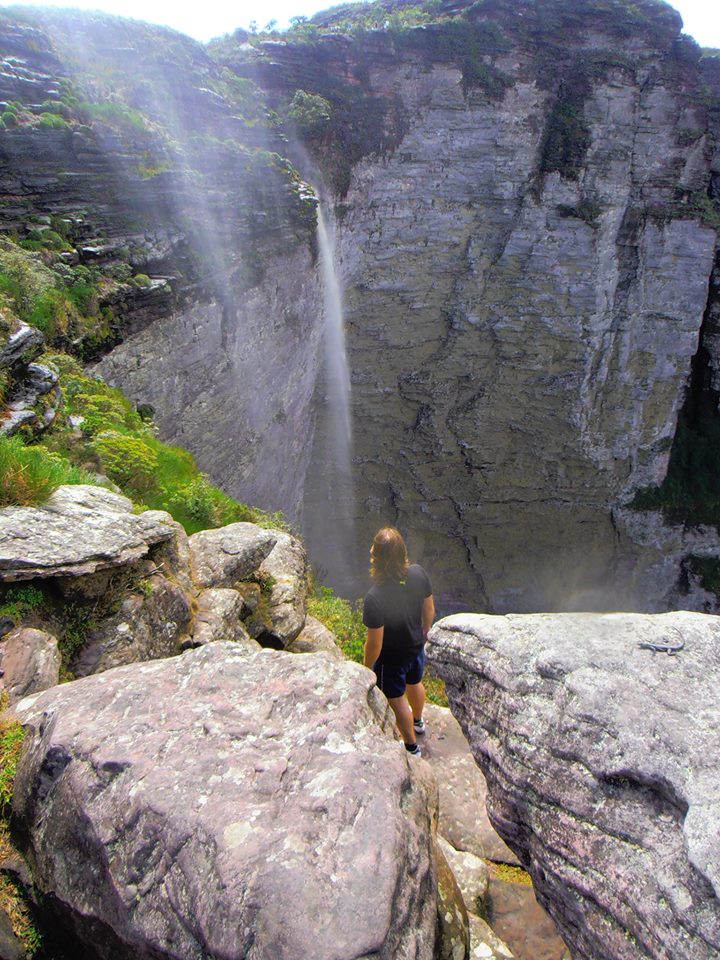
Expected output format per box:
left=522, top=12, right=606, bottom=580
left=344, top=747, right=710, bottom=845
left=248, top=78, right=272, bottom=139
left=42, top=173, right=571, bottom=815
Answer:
left=232, top=0, right=720, bottom=611
left=0, top=10, right=324, bottom=519
left=2, top=2, right=720, bottom=612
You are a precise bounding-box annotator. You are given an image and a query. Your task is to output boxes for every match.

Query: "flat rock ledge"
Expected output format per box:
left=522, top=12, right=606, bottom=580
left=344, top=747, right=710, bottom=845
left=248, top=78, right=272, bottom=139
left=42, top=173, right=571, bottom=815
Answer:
left=427, top=612, right=720, bottom=960
left=13, top=642, right=438, bottom=960
left=0, top=485, right=176, bottom=580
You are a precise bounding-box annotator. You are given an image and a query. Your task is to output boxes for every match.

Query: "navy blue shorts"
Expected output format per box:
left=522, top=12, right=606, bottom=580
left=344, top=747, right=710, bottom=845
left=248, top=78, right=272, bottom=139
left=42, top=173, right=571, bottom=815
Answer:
left=373, top=648, right=426, bottom=699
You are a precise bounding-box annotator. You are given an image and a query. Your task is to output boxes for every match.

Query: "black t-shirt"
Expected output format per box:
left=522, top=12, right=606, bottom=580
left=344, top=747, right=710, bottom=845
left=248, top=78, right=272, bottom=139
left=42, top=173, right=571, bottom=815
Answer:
left=362, top=564, right=432, bottom=664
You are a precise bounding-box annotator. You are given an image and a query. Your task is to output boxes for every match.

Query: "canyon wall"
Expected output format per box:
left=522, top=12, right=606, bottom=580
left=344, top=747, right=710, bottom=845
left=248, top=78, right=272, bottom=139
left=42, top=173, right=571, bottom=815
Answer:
left=3, top=1, right=720, bottom=613
left=233, top=0, right=720, bottom=610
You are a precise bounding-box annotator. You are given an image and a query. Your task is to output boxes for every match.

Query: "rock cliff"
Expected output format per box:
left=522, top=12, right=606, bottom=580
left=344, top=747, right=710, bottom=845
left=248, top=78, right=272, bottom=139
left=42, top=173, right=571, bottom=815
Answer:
left=0, top=9, right=324, bottom=520
left=2, top=1, right=720, bottom=614
left=427, top=611, right=720, bottom=960
left=226, top=0, right=720, bottom=611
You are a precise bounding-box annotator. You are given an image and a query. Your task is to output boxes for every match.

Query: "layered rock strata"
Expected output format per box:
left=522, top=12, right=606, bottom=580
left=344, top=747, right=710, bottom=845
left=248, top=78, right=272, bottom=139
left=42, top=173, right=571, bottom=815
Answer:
left=229, top=0, right=720, bottom=610
left=427, top=611, right=720, bottom=960
left=12, top=642, right=439, bottom=960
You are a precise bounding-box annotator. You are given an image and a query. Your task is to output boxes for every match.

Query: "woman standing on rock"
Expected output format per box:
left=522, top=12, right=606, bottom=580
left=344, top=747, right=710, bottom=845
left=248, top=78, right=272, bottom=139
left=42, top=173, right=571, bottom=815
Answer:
left=362, top=526, right=435, bottom=757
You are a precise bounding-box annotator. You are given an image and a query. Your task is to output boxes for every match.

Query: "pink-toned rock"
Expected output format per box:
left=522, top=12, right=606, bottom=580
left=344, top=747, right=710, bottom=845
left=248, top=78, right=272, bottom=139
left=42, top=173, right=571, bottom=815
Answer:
left=0, top=627, right=59, bottom=705
left=13, top=644, right=438, bottom=960
left=421, top=704, right=518, bottom=864
left=189, top=523, right=277, bottom=589
left=189, top=588, right=254, bottom=647
left=287, top=614, right=344, bottom=660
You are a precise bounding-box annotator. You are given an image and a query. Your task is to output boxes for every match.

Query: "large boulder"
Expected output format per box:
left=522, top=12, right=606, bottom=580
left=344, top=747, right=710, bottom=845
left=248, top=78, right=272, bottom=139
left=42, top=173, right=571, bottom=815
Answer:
left=428, top=612, right=720, bottom=960
left=188, top=523, right=277, bottom=589
left=0, top=486, right=176, bottom=581
left=0, top=627, right=59, bottom=705
left=13, top=643, right=438, bottom=960
left=256, top=531, right=308, bottom=647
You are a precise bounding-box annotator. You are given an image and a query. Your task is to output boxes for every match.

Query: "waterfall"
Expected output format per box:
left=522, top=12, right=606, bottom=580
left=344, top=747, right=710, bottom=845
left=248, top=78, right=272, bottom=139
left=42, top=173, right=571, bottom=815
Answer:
left=317, top=203, right=352, bottom=469
left=303, top=201, right=360, bottom=598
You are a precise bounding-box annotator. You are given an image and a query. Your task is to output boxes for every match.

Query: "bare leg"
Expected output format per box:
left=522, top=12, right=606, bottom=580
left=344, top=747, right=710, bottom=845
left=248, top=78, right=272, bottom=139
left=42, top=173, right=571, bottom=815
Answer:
left=387, top=694, right=416, bottom=745
left=405, top=681, right=425, bottom=723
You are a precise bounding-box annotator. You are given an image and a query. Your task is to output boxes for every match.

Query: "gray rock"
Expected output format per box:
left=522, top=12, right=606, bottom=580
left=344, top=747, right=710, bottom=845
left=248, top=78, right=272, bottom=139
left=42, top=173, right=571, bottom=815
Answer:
left=468, top=915, right=514, bottom=960
left=428, top=612, right=720, bottom=960
left=0, top=486, right=177, bottom=582
left=287, top=614, right=344, bottom=660
left=13, top=643, right=438, bottom=960
left=72, top=573, right=193, bottom=677
left=0, top=322, right=44, bottom=368
left=436, top=839, right=470, bottom=960
left=257, top=531, right=308, bottom=646
left=188, top=522, right=277, bottom=589
left=437, top=836, right=488, bottom=919
left=0, top=909, right=24, bottom=960
left=421, top=704, right=518, bottom=864
left=188, top=587, right=254, bottom=647
left=0, top=627, right=59, bottom=705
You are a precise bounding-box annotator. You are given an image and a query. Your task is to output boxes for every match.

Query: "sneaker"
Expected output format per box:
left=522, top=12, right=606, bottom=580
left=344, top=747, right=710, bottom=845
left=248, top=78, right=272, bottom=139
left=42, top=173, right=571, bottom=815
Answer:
left=413, top=718, right=426, bottom=735
left=405, top=742, right=422, bottom=757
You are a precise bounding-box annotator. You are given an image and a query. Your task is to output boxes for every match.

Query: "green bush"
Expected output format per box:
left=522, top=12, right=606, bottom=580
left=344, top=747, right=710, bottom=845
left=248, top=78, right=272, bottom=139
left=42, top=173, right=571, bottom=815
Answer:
left=93, top=430, right=159, bottom=494
left=0, top=435, right=94, bottom=507
left=38, top=112, right=70, bottom=130
left=1, top=111, right=17, bottom=128
left=0, top=240, right=56, bottom=318
left=0, top=584, right=46, bottom=625
left=287, top=90, right=332, bottom=137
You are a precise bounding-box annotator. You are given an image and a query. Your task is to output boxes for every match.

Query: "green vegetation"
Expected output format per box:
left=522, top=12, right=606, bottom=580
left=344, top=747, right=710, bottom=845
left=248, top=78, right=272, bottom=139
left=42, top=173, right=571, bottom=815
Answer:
left=0, top=436, right=95, bottom=508
left=287, top=90, right=332, bottom=138
left=0, top=699, right=41, bottom=956
left=0, top=585, right=46, bottom=626
left=308, top=585, right=366, bottom=662
left=0, top=714, right=25, bottom=810
left=685, top=556, right=720, bottom=596
left=631, top=349, right=720, bottom=528
left=0, top=238, right=115, bottom=355
left=540, top=99, right=591, bottom=180
left=491, top=862, right=533, bottom=885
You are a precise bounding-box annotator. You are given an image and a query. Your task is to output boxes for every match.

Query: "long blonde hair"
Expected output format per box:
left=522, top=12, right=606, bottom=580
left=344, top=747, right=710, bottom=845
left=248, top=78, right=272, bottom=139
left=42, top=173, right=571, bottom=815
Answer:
left=370, top=526, right=409, bottom=582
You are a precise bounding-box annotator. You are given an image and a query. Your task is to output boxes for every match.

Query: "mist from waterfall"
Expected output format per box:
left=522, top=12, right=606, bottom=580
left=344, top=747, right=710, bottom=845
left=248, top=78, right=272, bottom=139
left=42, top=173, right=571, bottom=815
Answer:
left=303, top=201, right=360, bottom=598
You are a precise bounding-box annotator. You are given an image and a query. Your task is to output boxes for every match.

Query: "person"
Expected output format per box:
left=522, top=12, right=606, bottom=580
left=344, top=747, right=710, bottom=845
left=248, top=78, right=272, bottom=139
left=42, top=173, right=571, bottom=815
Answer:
left=362, top=526, right=435, bottom=757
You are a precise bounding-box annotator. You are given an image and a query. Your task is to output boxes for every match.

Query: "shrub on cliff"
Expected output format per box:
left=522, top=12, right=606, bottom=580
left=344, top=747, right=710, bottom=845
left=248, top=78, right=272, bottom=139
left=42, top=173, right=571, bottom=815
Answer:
left=0, top=436, right=93, bottom=507
left=93, top=431, right=159, bottom=495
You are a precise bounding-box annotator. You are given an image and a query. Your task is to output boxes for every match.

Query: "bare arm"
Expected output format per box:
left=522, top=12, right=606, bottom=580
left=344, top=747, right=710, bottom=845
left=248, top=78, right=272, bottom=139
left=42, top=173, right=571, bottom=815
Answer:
left=364, top=626, right=384, bottom=667
left=422, top=595, right=435, bottom=636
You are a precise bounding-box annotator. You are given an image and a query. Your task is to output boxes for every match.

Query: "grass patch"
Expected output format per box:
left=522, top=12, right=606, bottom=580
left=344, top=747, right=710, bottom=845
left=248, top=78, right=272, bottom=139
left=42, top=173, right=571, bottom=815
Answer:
left=308, top=584, right=365, bottom=662
left=490, top=862, right=533, bottom=886
left=0, top=708, right=41, bottom=957
left=0, top=436, right=95, bottom=507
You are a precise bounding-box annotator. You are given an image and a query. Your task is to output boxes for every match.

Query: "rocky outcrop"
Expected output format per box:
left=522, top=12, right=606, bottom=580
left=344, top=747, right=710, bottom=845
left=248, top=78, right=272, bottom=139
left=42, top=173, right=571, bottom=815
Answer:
left=12, top=642, right=438, bottom=960
left=71, top=572, right=193, bottom=677
left=287, top=613, right=344, bottom=659
left=187, top=587, right=254, bottom=647
left=0, top=485, right=177, bottom=581
left=188, top=522, right=278, bottom=588
left=428, top=611, right=720, bottom=960
left=0, top=626, right=59, bottom=705
left=257, top=531, right=308, bottom=646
